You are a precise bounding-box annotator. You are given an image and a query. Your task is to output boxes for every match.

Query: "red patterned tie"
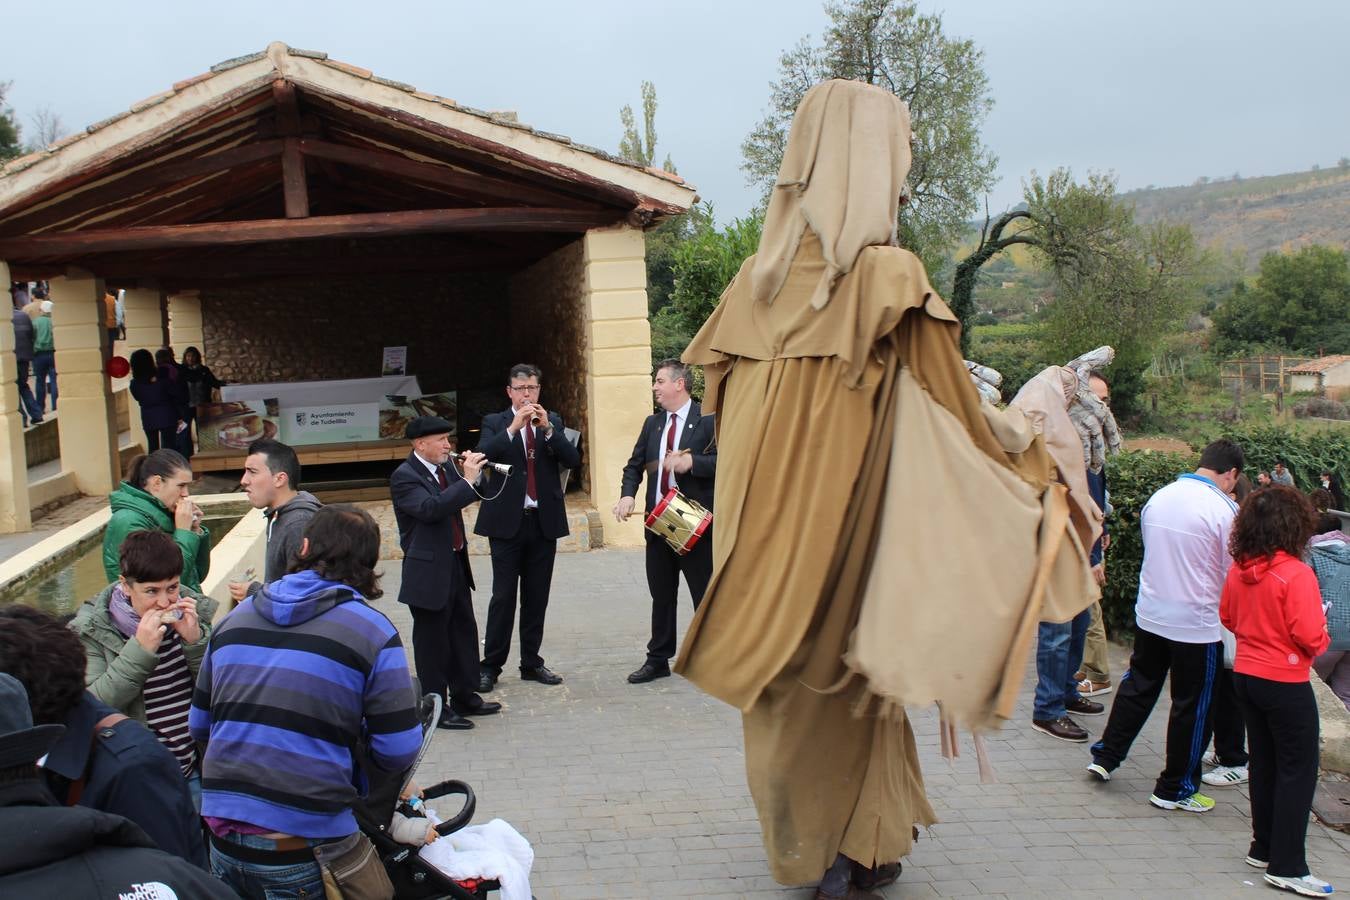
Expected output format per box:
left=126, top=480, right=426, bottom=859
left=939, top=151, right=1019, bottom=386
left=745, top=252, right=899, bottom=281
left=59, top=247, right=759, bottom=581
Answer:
left=525, top=424, right=537, bottom=502
left=436, top=466, right=465, bottom=550
left=659, top=413, right=677, bottom=497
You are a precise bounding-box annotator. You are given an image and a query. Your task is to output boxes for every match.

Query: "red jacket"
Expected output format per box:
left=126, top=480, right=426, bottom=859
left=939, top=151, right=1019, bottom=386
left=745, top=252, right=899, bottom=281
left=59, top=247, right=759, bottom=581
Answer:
left=1220, top=551, right=1330, bottom=683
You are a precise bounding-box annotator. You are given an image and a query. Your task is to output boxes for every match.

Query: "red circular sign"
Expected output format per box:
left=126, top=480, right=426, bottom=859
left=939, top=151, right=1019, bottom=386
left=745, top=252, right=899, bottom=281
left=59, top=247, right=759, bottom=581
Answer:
left=106, top=355, right=130, bottom=378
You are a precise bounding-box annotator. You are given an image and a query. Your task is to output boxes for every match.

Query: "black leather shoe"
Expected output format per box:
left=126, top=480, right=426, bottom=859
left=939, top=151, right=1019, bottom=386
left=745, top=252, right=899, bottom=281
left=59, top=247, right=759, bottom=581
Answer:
left=453, top=699, right=502, bottom=717
left=627, top=662, right=671, bottom=684
left=436, top=710, right=474, bottom=730
left=478, top=671, right=498, bottom=693
left=851, top=860, right=901, bottom=889
left=521, top=665, right=563, bottom=686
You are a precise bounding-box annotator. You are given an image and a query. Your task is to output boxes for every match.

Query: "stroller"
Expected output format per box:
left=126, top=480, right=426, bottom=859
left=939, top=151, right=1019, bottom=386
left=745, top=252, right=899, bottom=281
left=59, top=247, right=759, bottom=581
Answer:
left=355, top=693, right=503, bottom=899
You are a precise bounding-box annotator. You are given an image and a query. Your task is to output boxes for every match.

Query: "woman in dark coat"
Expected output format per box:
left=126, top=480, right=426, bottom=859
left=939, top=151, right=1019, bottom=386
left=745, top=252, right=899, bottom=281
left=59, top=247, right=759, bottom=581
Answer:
left=129, top=349, right=182, bottom=452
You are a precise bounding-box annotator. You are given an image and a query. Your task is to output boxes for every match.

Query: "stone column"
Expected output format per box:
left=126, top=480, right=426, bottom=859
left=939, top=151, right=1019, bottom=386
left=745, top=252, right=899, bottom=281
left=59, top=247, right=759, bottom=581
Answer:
left=0, top=260, right=33, bottom=532
left=121, top=286, right=168, bottom=452
left=49, top=269, right=120, bottom=496
left=167, top=291, right=204, bottom=357
left=582, top=225, right=654, bottom=548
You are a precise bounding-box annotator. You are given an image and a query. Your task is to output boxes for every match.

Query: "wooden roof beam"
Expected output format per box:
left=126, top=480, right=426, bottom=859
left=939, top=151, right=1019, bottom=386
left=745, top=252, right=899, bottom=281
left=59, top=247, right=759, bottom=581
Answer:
left=273, top=81, right=309, bottom=219
left=0, top=206, right=621, bottom=259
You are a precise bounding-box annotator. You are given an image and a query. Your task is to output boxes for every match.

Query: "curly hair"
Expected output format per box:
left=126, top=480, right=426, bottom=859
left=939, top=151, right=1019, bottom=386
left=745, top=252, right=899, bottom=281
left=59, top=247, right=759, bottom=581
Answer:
left=0, top=604, right=88, bottom=726
left=289, top=504, right=383, bottom=600
left=1310, top=488, right=1335, bottom=513
left=1229, top=486, right=1317, bottom=563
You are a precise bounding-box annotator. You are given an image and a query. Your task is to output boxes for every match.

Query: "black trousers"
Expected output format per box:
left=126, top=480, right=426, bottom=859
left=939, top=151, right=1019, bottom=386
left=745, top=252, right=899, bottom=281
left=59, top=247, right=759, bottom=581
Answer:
left=408, top=572, right=480, bottom=707
left=645, top=527, right=712, bottom=664
left=481, top=510, right=557, bottom=674
left=1235, top=674, right=1320, bottom=877
left=145, top=426, right=178, bottom=452
left=1212, top=665, right=1249, bottom=766
left=1090, top=627, right=1220, bottom=801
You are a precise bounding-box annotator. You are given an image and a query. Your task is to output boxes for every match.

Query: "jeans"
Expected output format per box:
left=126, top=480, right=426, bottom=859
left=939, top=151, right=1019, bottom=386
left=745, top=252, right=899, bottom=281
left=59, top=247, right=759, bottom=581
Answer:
left=1033, top=607, right=1091, bottom=720
left=16, top=359, right=42, bottom=424
left=31, top=350, right=56, bottom=412
left=210, top=832, right=326, bottom=900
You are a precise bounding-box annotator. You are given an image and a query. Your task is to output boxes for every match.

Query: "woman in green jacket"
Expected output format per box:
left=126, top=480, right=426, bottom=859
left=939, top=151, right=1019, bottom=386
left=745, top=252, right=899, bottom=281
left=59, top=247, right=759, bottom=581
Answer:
left=102, top=449, right=210, bottom=592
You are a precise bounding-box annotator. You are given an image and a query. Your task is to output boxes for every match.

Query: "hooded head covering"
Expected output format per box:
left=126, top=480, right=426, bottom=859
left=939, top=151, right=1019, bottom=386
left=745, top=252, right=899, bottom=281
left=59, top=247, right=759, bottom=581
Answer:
left=750, top=79, right=912, bottom=310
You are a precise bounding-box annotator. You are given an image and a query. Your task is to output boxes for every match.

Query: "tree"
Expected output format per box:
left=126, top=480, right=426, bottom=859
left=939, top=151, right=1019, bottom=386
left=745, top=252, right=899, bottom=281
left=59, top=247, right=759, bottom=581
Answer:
left=741, top=0, right=997, bottom=274
left=1213, top=245, right=1350, bottom=357
left=1040, top=220, right=1204, bottom=416
left=619, top=81, right=674, bottom=173
left=27, top=106, right=65, bottom=151
left=651, top=213, right=764, bottom=363
left=0, top=82, right=22, bottom=162
left=951, top=170, right=1131, bottom=352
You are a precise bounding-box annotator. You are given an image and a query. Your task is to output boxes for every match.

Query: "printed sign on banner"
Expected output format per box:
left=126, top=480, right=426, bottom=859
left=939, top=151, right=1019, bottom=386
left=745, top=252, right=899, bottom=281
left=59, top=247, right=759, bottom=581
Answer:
left=280, top=403, right=381, bottom=445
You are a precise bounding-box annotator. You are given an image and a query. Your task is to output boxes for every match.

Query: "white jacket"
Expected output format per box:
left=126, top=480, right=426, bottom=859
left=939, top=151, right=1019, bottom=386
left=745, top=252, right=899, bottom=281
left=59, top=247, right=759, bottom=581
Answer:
left=1135, top=474, right=1238, bottom=644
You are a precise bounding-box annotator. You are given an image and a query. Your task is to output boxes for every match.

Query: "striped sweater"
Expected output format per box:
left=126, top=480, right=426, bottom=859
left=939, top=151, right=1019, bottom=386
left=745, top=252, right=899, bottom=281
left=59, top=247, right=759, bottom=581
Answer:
left=142, top=631, right=197, bottom=774
left=189, top=570, right=421, bottom=839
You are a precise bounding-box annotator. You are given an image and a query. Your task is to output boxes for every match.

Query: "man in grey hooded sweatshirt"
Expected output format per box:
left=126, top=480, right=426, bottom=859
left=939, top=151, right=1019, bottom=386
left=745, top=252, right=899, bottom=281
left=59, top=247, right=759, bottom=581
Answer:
left=229, top=439, right=322, bottom=600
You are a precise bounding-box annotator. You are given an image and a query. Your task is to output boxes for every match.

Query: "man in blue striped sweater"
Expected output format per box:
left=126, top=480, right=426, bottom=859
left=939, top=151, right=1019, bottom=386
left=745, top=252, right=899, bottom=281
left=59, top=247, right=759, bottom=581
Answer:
left=190, top=504, right=422, bottom=898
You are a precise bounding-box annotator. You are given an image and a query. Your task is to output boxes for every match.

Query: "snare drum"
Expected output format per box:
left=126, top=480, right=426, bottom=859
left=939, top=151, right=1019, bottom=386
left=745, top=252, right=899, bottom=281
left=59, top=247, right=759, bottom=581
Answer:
left=644, top=488, right=713, bottom=556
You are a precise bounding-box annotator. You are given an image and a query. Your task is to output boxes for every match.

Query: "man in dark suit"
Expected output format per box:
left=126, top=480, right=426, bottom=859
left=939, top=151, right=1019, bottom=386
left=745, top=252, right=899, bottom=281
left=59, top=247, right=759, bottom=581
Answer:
left=475, top=364, right=583, bottom=691
left=614, top=359, right=717, bottom=684
left=390, top=416, right=501, bottom=730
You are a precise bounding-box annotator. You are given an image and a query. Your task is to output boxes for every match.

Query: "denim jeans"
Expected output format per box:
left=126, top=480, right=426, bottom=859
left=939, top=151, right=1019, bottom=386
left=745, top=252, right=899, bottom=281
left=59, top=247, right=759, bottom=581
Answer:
left=1033, top=607, right=1092, bottom=720
left=31, top=350, right=56, bottom=412
left=16, top=359, right=42, bottom=424
left=209, top=832, right=326, bottom=900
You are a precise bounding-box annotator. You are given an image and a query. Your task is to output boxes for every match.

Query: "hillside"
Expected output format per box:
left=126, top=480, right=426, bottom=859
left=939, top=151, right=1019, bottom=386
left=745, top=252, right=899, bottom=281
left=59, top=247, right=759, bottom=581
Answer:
left=1124, top=165, right=1350, bottom=263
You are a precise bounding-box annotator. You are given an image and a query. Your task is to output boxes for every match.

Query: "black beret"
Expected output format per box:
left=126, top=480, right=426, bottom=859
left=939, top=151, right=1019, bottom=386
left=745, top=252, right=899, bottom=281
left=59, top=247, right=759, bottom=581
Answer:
left=405, top=416, right=453, bottom=439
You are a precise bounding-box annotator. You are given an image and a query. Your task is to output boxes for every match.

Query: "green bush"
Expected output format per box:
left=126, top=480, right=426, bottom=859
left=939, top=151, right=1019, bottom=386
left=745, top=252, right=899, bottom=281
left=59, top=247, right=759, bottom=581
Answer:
left=1219, top=424, right=1350, bottom=488
left=1100, top=449, right=1197, bottom=639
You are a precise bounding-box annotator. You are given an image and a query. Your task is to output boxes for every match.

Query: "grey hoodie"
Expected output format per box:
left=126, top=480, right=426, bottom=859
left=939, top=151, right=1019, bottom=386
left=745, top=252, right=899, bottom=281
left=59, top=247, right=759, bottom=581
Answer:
left=261, top=490, right=322, bottom=583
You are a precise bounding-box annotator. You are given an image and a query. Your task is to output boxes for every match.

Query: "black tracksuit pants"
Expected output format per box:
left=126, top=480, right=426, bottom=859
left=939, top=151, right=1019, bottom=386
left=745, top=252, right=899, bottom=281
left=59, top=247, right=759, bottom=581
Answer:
left=1212, top=665, right=1249, bottom=767
left=1090, top=626, right=1220, bottom=801
left=1235, top=674, right=1320, bottom=878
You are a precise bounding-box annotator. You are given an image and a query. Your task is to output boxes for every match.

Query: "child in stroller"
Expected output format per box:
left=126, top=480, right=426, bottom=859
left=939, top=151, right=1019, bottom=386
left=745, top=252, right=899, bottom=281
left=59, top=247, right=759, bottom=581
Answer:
left=354, top=692, right=504, bottom=899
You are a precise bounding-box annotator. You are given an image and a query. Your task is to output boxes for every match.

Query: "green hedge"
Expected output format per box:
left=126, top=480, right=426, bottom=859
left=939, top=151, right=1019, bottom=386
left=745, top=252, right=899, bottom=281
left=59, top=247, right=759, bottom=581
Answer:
left=1099, top=423, right=1348, bottom=641
left=1100, top=449, right=1197, bottom=638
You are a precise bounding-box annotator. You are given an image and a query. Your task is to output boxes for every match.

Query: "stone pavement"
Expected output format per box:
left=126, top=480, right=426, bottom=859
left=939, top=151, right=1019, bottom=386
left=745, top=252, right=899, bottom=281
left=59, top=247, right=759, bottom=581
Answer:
left=382, top=548, right=1350, bottom=900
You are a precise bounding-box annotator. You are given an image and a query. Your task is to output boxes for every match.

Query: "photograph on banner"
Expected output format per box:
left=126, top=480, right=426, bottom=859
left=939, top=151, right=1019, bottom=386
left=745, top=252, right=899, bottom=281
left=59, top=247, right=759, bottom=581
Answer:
left=196, top=401, right=279, bottom=452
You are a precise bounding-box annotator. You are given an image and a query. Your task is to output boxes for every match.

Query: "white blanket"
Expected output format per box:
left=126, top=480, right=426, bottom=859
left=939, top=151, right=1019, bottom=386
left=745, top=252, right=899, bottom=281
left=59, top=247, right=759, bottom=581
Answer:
left=418, top=816, right=533, bottom=900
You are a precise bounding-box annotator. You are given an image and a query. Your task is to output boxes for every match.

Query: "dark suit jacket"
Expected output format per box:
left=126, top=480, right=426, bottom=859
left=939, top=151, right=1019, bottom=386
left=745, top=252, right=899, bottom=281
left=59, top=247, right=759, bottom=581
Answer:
left=474, top=409, right=582, bottom=540
left=391, top=453, right=477, bottom=610
left=621, top=402, right=716, bottom=514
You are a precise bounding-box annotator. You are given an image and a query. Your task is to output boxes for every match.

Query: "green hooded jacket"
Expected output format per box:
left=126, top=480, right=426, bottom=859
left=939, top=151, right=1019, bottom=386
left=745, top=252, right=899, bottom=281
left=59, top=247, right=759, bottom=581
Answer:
left=70, top=582, right=218, bottom=723
left=102, top=482, right=211, bottom=592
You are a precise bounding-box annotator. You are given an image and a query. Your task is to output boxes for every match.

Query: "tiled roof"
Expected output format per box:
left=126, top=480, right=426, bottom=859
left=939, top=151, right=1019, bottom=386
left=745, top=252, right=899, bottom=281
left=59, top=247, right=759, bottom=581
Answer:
left=1, top=43, right=691, bottom=189
left=1288, top=355, right=1350, bottom=374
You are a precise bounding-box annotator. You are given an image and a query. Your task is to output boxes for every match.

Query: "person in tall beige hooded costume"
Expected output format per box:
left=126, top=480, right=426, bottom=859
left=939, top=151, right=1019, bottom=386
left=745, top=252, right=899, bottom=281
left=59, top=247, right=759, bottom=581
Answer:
left=675, top=80, right=1099, bottom=898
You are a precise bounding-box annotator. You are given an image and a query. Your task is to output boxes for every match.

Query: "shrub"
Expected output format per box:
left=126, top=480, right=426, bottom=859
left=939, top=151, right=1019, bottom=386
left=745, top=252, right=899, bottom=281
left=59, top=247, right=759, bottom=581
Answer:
left=1100, top=449, right=1197, bottom=639
left=1220, top=423, right=1350, bottom=489
left=1293, top=397, right=1349, bottom=420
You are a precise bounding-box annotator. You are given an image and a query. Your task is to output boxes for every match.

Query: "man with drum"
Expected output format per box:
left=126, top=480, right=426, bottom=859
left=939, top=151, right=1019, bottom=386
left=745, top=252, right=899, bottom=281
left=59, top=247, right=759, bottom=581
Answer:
left=613, top=359, right=717, bottom=684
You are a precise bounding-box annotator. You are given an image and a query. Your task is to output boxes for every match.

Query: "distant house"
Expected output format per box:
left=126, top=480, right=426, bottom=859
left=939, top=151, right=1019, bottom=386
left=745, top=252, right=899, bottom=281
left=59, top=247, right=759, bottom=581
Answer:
left=1287, top=355, right=1350, bottom=397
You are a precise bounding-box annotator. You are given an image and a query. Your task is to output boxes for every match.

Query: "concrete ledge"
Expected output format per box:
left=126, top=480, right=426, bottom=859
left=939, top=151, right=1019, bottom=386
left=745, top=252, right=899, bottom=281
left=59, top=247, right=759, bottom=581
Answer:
left=0, top=505, right=111, bottom=595
left=200, top=506, right=267, bottom=623
left=28, top=471, right=80, bottom=510
left=1314, top=674, right=1350, bottom=776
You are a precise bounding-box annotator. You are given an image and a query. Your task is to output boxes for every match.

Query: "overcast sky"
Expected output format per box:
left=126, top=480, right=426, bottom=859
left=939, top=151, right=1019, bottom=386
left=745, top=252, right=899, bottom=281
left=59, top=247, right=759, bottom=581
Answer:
left=6, top=0, right=1348, bottom=221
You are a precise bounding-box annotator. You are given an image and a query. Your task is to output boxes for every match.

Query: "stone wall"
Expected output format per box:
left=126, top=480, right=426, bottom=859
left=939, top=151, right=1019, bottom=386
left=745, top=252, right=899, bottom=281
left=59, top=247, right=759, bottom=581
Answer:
left=200, top=271, right=515, bottom=418
left=506, top=240, right=589, bottom=492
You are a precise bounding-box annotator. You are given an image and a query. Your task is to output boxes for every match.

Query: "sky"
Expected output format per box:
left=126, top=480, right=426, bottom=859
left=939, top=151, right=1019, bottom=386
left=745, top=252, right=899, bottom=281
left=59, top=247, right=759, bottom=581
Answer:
left=5, top=0, right=1348, bottom=222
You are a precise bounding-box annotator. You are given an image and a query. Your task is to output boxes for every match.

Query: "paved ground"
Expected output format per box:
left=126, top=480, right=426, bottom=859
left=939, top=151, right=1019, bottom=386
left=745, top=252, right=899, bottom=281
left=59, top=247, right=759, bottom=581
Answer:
left=380, top=547, right=1350, bottom=900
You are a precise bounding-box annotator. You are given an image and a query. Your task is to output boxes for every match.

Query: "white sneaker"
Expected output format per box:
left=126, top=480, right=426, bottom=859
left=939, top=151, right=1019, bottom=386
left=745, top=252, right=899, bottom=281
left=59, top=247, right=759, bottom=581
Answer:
left=1085, top=762, right=1111, bottom=782
left=1264, top=873, right=1334, bottom=896
left=1202, top=764, right=1249, bottom=787
left=1246, top=856, right=1269, bottom=869
left=1149, top=792, right=1216, bottom=813
left=1202, top=749, right=1220, bottom=767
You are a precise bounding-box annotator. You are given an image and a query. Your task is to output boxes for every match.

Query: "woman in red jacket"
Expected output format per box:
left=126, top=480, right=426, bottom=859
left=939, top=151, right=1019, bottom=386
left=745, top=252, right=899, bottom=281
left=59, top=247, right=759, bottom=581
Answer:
left=1220, top=486, right=1332, bottom=897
